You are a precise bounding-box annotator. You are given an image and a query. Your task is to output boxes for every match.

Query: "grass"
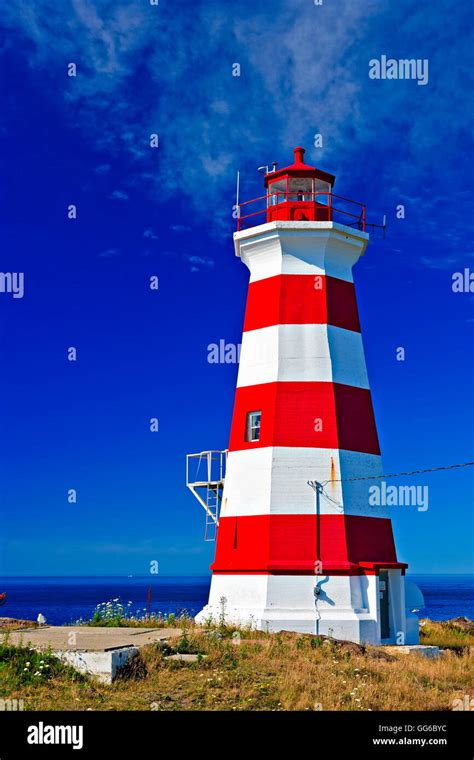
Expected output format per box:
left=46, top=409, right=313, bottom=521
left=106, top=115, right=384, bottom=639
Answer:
left=1, top=618, right=472, bottom=712
left=0, top=635, right=86, bottom=693
left=78, top=599, right=192, bottom=629
left=420, top=618, right=474, bottom=650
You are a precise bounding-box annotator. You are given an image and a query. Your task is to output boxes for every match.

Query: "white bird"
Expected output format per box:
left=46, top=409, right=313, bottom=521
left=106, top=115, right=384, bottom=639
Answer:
left=37, top=613, right=46, bottom=625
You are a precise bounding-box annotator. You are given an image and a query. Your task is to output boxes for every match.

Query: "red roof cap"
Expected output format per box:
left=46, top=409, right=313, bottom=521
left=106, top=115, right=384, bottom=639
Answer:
left=286, top=146, right=317, bottom=171
left=264, top=146, right=335, bottom=186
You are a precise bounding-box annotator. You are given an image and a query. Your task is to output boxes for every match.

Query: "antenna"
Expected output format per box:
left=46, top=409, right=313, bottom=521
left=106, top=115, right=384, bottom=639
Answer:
left=257, top=165, right=269, bottom=174
left=235, top=170, right=240, bottom=213
left=357, top=213, right=388, bottom=238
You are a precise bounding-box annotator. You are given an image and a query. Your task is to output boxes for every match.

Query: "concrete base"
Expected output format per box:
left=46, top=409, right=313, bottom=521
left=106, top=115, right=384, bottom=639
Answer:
left=383, top=645, right=441, bottom=659
left=3, top=626, right=183, bottom=683
left=55, top=647, right=139, bottom=684
left=197, top=571, right=418, bottom=646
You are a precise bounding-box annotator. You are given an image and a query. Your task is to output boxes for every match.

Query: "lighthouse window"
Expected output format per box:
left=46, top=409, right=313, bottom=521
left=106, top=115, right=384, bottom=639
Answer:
left=246, top=411, right=261, bottom=442
left=288, top=177, right=312, bottom=202
left=314, top=178, right=331, bottom=204
left=268, top=180, right=286, bottom=206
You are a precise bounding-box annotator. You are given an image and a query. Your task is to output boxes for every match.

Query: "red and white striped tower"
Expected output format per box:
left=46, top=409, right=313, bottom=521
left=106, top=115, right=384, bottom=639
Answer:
left=196, top=147, right=418, bottom=645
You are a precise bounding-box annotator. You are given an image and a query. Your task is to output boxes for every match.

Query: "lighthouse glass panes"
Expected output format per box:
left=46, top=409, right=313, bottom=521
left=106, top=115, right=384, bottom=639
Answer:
left=314, top=177, right=331, bottom=204
left=288, top=176, right=313, bottom=201
left=246, top=411, right=261, bottom=442
left=268, top=179, right=286, bottom=205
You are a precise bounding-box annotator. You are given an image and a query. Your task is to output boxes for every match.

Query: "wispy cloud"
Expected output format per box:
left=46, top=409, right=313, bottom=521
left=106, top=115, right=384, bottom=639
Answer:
left=94, top=163, right=111, bottom=174
left=110, top=189, right=129, bottom=200
left=171, top=224, right=191, bottom=233
left=99, top=247, right=120, bottom=257
left=182, top=253, right=215, bottom=271
left=3, top=0, right=473, bottom=259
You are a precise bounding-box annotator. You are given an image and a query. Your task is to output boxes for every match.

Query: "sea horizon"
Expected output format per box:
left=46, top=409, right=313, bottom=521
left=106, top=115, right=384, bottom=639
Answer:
left=1, top=573, right=473, bottom=578
left=0, top=574, right=472, bottom=626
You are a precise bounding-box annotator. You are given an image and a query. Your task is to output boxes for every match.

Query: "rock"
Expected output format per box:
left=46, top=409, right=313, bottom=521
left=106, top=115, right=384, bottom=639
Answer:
left=447, top=617, right=474, bottom=631
left=164, top=653, right=206, bottom=662
left=319, top=636, right=366, bottom=656
left=368, top=648, right=396, bottom=662
left=0, top=618, right=39, bottom=630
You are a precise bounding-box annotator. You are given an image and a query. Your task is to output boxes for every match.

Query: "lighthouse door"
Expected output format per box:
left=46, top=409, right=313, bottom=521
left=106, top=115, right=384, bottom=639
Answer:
left=379, top=571, right=390, bottom=640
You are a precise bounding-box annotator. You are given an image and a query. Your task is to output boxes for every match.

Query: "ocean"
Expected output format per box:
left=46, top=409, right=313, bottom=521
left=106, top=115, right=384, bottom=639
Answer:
left=0, top=575, right=472, bottom=626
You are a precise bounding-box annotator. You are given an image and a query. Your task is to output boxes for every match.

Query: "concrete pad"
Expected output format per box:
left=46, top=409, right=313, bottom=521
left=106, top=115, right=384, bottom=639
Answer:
left=383, top=645, right=441, bottom=659
left=1, top=626, right=184, bottom=682
left=2, top=626, right=183, bottom=652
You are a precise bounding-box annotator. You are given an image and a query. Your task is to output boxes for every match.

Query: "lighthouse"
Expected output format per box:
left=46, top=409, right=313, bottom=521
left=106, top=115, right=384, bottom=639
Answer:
left=188, top=147, right=419, bottom=645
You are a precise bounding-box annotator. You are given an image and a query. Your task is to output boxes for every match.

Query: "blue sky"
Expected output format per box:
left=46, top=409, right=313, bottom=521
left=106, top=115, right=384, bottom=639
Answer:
left=0, top=0, right=472, bottom=577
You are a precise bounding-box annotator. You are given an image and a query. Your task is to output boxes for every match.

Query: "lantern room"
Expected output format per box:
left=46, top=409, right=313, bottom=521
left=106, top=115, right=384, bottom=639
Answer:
left=265, top=146, right=335, bottom=223
left=236, top=146, right=367, bottom=232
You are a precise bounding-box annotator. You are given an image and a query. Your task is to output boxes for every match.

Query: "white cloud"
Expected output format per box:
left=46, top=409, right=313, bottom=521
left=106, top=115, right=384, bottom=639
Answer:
left=99, top=247, right=120, bottom=257
left=182, top=254, right=215, bottom=270
left=171, top=224, right=191, bottom=233
left=110, top=189, right=129, bottom=200
left=4, top=0, right=472, bottom=259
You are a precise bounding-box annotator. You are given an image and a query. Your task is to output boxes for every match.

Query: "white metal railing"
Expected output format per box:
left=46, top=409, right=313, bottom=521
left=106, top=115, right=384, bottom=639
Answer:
left=186, top=450, right=227, bottom=541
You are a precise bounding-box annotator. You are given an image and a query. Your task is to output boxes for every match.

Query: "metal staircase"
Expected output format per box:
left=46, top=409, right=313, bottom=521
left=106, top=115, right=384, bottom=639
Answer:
left=186, top=450, right=227, bottom=540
